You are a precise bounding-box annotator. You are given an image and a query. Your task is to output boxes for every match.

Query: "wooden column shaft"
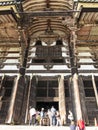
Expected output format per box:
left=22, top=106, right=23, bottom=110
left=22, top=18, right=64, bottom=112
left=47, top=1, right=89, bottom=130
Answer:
left=25, top=75, right=32, bottom=124
left=58, top=75, right=66, bottom=125
left=72, top=73, right=82, bottom=120
left=5, top=75, right=20, bottom=124
left=68, top=30, right=78, bottom=75
left=19, top=37, right=30, bottom=76
left=22, top=37, right=30, bottom=68
left=92, top=75, right=98, bottom=106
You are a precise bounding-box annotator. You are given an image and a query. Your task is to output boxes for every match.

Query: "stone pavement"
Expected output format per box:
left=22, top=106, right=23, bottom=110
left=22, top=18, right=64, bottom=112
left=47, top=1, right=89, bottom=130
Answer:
left=0, top=125, right=98, bottom=130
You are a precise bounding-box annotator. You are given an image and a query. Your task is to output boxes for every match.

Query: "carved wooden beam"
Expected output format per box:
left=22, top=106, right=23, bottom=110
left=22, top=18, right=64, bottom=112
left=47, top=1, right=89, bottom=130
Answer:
left=0, top=69, right=98, bottom=74
left=17, top=10, right=79, bottom=17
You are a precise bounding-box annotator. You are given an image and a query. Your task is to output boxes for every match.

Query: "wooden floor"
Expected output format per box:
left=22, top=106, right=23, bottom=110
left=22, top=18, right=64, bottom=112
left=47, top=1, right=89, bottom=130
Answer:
left=0, top=125, right=97, bottom=130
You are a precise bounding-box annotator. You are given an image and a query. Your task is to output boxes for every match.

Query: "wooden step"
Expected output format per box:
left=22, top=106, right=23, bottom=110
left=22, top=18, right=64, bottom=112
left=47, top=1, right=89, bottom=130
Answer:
left=0, top=125, right=97, bottom=130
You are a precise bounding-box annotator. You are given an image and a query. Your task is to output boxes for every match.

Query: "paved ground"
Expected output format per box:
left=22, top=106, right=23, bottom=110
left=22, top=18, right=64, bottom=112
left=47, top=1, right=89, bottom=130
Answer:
left=0, top=125, right=98, bottom=130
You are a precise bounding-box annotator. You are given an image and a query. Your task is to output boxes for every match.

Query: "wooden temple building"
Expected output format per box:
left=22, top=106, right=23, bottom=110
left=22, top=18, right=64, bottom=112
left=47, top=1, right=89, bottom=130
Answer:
left=0, top=0, right=98, bottom=125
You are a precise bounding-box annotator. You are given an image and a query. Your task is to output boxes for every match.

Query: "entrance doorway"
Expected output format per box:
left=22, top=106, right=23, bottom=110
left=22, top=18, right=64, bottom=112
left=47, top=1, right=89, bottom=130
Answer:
left=36, top=102, right=58, bottom=111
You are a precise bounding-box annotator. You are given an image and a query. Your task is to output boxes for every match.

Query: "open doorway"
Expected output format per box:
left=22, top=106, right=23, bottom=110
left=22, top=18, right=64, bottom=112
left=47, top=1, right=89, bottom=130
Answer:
left=36, top=102, right=58, bottom=112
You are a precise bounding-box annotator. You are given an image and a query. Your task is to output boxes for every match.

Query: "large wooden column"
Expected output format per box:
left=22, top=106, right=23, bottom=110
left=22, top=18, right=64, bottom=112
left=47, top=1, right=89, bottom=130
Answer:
left=0, top=75, right=5, bottom=110
left=68, top=30, right=88, bottom=122
left=58, top=74, right=66, bottom=125
left=68, top=30, right=82, bottom=120
left=68, top=30, right=78, bottom=75
left=72, top=73, right=82, bottom=120
left=25, top=75, right=33, bottom=124
left=18, top=28, right=30, bottom=76
left=29, top=75, right=37, bottom=108
left=5, top=75, right=20, bottom=124
left=79, top=77, right=89, bottom=124
left=92, top=74, right=98, bottom=106
left=0, top=74, right=5, bottom=90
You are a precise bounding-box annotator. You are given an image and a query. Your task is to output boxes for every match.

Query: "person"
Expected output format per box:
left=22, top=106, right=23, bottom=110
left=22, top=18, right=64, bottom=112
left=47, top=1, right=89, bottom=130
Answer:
left=36, top=111, right=40, bottom=125
left=51, top=106, right=57, bottom=126
left=70, top=120, right=76, bottom=130
left=29, top=106, right=36, bottom=125
left=94, top=117, right=98, bottom=126
left=47, top=109, right=52, bottom=126
left=56, top=111, right=61, bottom=126
left=40, top=108, right=45, bottom=125
left=77, top=118, right=85, bottom=130
left=68, top=110, right=74, bottom=122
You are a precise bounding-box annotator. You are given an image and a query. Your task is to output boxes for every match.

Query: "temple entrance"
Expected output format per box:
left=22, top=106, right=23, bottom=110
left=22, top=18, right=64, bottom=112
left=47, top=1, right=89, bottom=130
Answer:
left=36, top=102, right=58, bottom=112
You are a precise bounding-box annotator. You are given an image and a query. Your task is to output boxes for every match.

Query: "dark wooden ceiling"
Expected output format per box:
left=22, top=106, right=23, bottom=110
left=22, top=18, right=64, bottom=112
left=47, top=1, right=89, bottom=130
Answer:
left=0, top=0, right=74, bottom=46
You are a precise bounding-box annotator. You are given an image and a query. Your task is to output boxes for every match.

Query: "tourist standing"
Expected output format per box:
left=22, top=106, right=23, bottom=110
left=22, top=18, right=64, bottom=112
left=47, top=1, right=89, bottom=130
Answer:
left=40, top=108, right=45, bottom=125
left=51, top=106, right=56, bottom=126
left=70, top=120, right=76, bottom=130
left=56, top=111, right=61, bottom=126
left=77, top=118, right=85, bottom=130
left=68, top=110, right=74, bottom=122
left=47, top=109, right=52, bottom=126
left=29, top=107, right=36, bottom=125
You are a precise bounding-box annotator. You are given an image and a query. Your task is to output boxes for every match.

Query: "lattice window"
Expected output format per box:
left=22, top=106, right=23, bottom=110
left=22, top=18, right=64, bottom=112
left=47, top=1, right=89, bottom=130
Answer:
left=36, top=46, right=62, bottom=58
left=36, top=80, right=58, bottom=97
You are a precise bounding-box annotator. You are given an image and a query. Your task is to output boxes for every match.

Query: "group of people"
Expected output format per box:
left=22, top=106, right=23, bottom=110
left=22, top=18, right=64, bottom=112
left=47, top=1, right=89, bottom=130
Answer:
left=29, top=106, right=86, bottom=130
left=29, top=106, right=61, bottom=126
